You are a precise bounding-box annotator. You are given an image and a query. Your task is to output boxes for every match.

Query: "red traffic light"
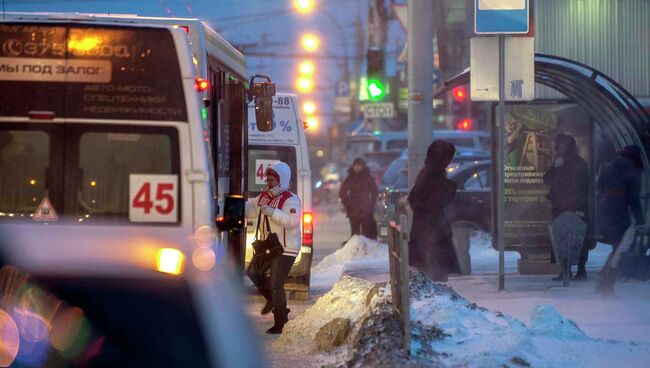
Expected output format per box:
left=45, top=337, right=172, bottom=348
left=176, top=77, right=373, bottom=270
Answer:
left=452, top=86, right=467, bottom=102
left=457, top=118, right=472, bottom=131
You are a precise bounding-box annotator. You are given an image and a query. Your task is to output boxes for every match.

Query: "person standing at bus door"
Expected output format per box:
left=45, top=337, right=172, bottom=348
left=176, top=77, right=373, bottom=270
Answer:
left=543, top=133, right=591, bottom=281
left=339, top=157, right=378, bottom=241
left=596, top=145, right=644, bottom=295
left=245, top=162, right=301, bottom=334
left=407, top=140, right=460, bottom=282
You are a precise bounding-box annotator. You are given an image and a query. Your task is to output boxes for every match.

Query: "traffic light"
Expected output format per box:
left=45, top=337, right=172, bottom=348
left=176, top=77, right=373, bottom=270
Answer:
left=451, top=86, right=473, bottom=130
left=366, top=49, right=386, bottom=101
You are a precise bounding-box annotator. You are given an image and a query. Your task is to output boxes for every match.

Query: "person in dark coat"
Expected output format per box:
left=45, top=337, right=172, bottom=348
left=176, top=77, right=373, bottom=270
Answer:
left=543, top=133, right=591, bottom=280
left=596, top=145, right=645, bottom=295
left=408, top=140, right=460, bottom=282
left=339, top=157, right=378, bottom=240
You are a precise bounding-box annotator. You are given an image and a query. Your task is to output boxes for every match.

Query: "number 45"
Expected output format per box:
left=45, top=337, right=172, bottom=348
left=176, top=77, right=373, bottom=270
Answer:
left=133, top=182, right=175, bottom=215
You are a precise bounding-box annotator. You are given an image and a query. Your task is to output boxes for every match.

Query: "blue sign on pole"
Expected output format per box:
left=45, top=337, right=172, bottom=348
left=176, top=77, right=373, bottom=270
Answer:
left=474, top=0, right=529, bottom=34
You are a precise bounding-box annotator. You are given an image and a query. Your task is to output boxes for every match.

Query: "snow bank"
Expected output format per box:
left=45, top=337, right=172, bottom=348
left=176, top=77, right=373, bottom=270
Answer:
left=274, top=271, right=650, bottom=367
left=310, top=235, right=388, bottom=291
left=271, top=276, right=389, bottom=366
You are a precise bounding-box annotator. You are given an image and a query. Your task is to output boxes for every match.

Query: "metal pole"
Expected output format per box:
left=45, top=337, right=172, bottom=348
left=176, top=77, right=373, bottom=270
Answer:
left=407, top=0, right=434, bottom=188
left=498, top=35, right=506, bottom=291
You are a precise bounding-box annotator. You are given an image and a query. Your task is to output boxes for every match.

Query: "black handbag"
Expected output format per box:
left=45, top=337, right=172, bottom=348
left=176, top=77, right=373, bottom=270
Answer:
left=250, top=211, right=284, bottom=268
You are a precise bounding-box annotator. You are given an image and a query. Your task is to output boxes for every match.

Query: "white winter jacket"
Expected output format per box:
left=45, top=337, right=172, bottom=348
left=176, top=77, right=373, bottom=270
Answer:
left=245, top=162, right=302, bottom=257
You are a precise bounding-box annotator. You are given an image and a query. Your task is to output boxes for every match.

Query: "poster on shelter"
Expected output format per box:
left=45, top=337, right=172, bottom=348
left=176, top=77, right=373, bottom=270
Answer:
left=501, top=103, right=592, bottom=249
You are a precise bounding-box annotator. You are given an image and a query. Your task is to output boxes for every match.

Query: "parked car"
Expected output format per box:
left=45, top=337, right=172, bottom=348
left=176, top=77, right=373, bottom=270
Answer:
left=344, top=130, right=491, bottom=169
left=377, top=160, right=492, bottom=242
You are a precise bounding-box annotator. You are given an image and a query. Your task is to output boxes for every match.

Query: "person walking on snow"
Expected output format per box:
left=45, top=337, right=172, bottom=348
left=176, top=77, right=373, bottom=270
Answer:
left=407, top=140, right=460, bottom=282
left=544, top=133, right=591, bottom=280
left=596, top=145, right=644, bottom=295
left=245, top=162, right=301, bottom=334
left=339, top=157, right=378, bottom=240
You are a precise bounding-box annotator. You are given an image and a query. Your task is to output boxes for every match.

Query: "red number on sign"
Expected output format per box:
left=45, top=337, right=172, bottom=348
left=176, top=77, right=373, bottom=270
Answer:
left=132, top=183, right=153, bottom=214
left=256, top=164, right=265, bottom=180
left=155, top=183, right=175, bottom=214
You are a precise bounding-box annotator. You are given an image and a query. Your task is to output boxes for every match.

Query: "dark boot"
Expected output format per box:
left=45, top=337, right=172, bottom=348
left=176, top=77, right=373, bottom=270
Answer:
left=597, top=267, right=618, bottom=297
left=552, top=271, right=572, bottom=281
left=574, top=267, right=588, bottom=281
left=260, top=299, right=273, bottom=315
left=266, top=310, right=289, bottom=335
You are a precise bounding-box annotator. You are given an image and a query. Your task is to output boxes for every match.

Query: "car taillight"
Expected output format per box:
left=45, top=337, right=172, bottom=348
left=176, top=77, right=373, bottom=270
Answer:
left=302, top=212, right=313, bottom=246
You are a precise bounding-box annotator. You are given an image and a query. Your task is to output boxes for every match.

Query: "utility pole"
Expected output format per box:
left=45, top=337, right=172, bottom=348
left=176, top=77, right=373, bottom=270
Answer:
left=351, top=0, right=364, bottom=123
left=407, top=0, right=434, bottom=187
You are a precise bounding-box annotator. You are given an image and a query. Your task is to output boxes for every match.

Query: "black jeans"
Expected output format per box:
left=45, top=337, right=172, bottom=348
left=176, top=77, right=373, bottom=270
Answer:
left=349, top=215, right=378, bottom=240
left=249, top=255, right=295, bottom=317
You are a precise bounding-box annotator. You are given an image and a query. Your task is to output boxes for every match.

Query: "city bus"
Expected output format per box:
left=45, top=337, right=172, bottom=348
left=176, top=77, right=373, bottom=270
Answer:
left=0, top=13, right=273, bottom=272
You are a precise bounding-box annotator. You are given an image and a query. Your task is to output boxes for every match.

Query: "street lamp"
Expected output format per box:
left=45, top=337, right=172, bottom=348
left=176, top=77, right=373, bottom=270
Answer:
left=303, top=101, right=317, bottom=114
left=296, top=76, right=314, bottom=93
left=294, top=0, right=315, bottom=13
left=298, top=60, right=316, bottom=75
left=300, top=34, right=320, bottom=52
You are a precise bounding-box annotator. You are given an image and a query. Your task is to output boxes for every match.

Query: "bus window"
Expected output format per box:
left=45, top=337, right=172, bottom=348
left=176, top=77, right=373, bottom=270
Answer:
left=247, top=146, right=297, bottom=197
left=0, top=128, right=53, bottom=216
left=0, top=24, right=186, bottom=121
left=0, top=124, right=180, bottom=224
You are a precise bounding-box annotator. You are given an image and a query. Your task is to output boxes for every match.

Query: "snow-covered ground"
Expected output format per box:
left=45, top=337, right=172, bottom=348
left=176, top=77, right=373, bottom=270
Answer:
left=251, top=207, right=650, bottom=367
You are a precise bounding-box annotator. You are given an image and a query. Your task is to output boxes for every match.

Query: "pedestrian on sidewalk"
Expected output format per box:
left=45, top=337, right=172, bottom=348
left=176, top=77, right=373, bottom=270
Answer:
left=407, top=140, right=460, bottom=282
left=544, top=133, right=591, bottom=280
left=596, top=145, right=645, bottom=296
left=339, top=157, right=378, bottom=241
left=245, top=162, right=301, bottom=334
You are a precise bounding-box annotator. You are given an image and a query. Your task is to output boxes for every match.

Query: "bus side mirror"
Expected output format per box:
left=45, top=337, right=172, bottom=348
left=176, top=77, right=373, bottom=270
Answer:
left=247, top=74, right=276, bottom=132
left=216, top=196, right=245, bottom=232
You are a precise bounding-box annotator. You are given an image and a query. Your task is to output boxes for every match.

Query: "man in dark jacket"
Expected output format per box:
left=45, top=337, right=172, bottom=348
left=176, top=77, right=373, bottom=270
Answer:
left=596, top=145, right=645, bottom=295
left=544, top=133, right=591, bottom=280
left=408, top=140, right=460, bottom=282
left=339, top=157, right=378, bottom=240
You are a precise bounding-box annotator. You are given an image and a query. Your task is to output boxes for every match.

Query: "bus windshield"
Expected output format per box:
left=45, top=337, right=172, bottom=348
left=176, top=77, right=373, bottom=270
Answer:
left=0, top=124, right=180, bottom=224
left=247, top=145, right=297, bottom=197
left=0, top=23, right=186, bottom=121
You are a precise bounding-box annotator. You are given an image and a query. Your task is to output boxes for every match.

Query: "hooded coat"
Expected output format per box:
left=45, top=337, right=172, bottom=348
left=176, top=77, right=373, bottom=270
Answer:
left=408, top=140, right=460, bottom=279
left=245, top=161, right=302, bottom=257
left=339, top=158, right=378, bottom=219
left=543, top=134, right=590, bottom=219
left=597, top=145, right=644, bottom=243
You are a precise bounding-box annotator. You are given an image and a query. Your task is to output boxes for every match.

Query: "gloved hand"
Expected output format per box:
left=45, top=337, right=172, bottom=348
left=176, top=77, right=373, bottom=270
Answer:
left=261, top=205, right=275, bottom=217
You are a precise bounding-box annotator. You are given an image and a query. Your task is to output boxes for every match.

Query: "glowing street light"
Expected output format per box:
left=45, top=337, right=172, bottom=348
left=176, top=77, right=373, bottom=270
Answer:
left=300, top=34, right=320, bottom=52
left=305, top=116, right=319, bottom=130
left=296, top=76, right=314, bottom=93
left=303, top=101, right=317, bottom=115
left=294, top=0, right=315, bottom=13
left=298, top=60, right=315, bottom=75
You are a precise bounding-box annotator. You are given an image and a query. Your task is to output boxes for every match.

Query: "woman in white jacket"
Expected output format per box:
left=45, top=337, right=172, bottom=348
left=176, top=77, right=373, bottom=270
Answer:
left=245, top=161, right=301, bottom=334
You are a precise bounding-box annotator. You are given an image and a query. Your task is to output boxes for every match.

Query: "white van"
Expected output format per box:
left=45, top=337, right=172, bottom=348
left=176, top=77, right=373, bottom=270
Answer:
left=246, top=93, right=313, bottom=300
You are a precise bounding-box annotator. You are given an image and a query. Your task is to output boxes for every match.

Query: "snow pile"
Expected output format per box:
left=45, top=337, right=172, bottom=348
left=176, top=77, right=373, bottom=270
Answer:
left=272, top=276, right=387, bottom=357
left=408, top=271, right=536, bottom=366
left=528, top=305, right=589, bottom=340
left=310, top=235, right=388, bottom=290
left=275, top=271, right=650, bottom=367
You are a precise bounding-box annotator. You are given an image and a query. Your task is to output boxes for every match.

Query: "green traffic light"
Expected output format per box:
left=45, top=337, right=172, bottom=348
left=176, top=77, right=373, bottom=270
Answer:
left=367, top=79, right=385, bottom=100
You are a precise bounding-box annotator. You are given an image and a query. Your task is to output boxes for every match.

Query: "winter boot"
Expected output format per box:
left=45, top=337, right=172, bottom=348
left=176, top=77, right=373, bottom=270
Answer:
left=260, top=299, right=273, bottom=315
left=597, top=267, right=618, bottom=297
left=574, top=267, right=588, bottom=281
left=266, top=310, right=289, bottom=335
left=552, top=271, right=572, bottom=281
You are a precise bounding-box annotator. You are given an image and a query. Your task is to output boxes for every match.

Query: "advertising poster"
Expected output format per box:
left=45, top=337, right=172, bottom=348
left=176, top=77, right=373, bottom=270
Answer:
left=500, top=103, right=593, bottom=249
